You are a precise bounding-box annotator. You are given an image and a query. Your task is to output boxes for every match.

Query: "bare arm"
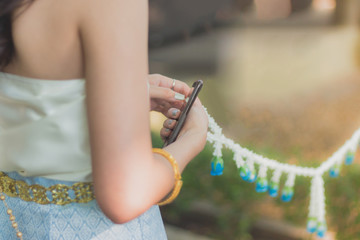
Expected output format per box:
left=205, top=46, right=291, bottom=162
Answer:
left=77, top=0, right=208, bottom=224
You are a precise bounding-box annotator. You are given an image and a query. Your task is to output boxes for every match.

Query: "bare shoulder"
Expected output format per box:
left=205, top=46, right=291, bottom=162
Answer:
left=75, top=0, right=149, bottom=81
left=75, top=0, right=148, bottom=31
left=8, top=0, right=87, bottom=78
left=11, top=0, right=83, bottom=41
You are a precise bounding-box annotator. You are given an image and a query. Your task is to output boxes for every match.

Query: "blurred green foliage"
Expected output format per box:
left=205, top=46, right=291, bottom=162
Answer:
left=152, top=132, right=360, bottom=240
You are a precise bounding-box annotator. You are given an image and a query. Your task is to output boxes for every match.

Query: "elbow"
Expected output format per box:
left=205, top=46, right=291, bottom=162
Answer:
left=95, top=189, right=151, bottom=224
left=92, top=157, right=157, bottom=224
left=98, top=199, right=143, bottom=224
left=106, top=209, right=139, bottom=225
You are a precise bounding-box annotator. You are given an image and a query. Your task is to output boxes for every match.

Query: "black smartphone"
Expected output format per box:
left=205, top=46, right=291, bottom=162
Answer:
left=163, top=80, right=203, bottom=147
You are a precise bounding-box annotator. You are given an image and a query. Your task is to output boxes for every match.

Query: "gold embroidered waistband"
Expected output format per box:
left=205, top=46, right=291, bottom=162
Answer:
left=0, top=172, right=95, bottom=205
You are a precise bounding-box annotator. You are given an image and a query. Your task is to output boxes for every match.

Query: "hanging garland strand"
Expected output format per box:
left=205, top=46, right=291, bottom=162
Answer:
left=204, top=107, right=360, bottom=238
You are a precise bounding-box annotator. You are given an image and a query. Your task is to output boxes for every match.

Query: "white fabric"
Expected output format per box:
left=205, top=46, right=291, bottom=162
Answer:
left=0, top=72, right=151, bottom=182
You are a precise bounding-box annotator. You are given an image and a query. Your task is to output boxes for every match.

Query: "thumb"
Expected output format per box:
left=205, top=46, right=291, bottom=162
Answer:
left=149, top=85, right=185, bottom=101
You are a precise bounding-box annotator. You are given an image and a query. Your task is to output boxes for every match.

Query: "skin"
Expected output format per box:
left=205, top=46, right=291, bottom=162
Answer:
left=3, top=0, right=208, bottom=224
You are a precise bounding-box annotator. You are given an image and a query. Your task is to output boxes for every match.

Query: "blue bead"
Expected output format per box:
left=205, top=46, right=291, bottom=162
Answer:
left=269, top=188, right=278, bottom=197
left=268, top=181, right=279, bottom=197
left=255, top=178, right=268, bottom=192
left=345, top=152, right=355, bottom=165
left=210, top=156, right=224, bottom=176
left=317, top=221, right=327, bottom=238
left=247, top=171, right=257, bottom=183
left=306, top=218, right=317, bottom=233
left=239, top=165, right=251, bottom=181
left=329, top=165, right=340, bottom=178
left=281, top=186, right=294, bottom=202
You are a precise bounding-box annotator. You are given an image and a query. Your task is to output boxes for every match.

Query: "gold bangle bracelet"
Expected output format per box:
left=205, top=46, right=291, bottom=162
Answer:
left=152, top=148, right=183, bottom=206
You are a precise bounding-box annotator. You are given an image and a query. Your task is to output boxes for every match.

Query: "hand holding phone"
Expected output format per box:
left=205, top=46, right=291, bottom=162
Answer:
left=163, top=80, right=203, bottom=147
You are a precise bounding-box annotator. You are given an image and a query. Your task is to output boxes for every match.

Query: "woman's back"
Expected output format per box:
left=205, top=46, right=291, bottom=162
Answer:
left=0, top=0, right=100, bottom=182
left=4, top=0, right=83, bottom=80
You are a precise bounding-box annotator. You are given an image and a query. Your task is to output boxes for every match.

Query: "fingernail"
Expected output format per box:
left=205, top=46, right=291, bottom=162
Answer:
left=172, top=109, right=179, bottom=116
left=185, top=97, right=189, bottom=103
left=174, top=93, right=185, bottom=100
left=167, top=119, right=174, bottom=125
left=165, top=128, right=170, bottom=132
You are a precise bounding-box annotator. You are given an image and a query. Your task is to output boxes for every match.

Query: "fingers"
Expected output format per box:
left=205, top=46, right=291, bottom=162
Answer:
left=170, top=79, right=191, bottom=97
left=165, top=108, right=181, bottom=119
left=163, top=118, right=176, bottom=129
left=148, top=75, right=192, bottom=114
left=160, top=118, right=177, bottom=140
left=160, top=108, right=180, bottom=141
left=149, top=85, right=185, bottom=102
left=160, top=127, right=171, bottom=141
left=152, top=101, right=184, bottom=115
left=148, top=74, right=192, bottom=97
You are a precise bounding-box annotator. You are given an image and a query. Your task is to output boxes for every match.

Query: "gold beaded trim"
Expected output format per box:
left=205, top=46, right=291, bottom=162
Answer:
left=0, top=172, right=95, bottom=239
left=0, top=172, right=95, bottom=205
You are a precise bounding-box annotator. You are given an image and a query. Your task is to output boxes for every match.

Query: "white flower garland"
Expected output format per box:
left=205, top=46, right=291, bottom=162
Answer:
left=204, top=107, right=360, bottom=238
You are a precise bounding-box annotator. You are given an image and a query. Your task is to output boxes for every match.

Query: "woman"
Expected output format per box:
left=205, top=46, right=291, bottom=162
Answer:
left=0, top=0, right=208, bottom=239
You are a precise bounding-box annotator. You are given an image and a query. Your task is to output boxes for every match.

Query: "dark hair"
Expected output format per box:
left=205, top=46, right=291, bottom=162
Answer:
left=0, top=0, right=33, bottom=70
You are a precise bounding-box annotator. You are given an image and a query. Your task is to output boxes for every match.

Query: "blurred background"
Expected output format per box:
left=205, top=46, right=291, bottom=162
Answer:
left=148, top=0, right=360, bottom=239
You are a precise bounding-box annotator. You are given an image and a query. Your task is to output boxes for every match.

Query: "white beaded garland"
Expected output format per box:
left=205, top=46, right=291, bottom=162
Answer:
left=204, top=106, right=359, bottom=237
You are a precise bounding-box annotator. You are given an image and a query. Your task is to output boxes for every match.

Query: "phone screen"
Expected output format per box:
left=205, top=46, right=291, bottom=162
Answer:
left=163, top=80, right=203, bottom=147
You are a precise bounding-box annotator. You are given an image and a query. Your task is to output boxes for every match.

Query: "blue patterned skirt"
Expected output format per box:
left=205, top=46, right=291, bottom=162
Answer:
left=0, top=172, right=168, bottom=240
